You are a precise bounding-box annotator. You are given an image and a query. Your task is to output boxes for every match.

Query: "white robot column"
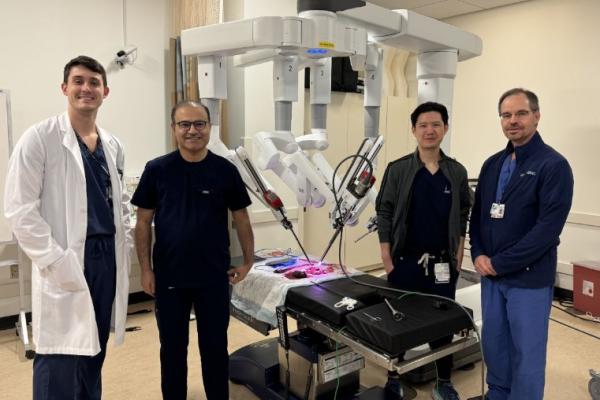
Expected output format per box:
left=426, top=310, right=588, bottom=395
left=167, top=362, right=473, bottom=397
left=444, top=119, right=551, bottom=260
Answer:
left=362, top=43, right=383, bottom=139
left=310, top=57, right=331, bottom=132
left=270, top=56, right=300, bottom=153
left=273, top=56, right=298, bottom=132
left=196, top=55, right=227, bottom=148
left=297, top=8, right=335, bottom=148
left=293, top=57, right=331, bottom=152
left=416, top=50, right=457, bottom=153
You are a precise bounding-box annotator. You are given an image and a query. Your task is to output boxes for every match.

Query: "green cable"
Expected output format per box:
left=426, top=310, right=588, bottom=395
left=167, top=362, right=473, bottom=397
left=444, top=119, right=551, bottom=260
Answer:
left=333, top=326, right=348, bottom=400
left=397, top=291, right=416, bottom=300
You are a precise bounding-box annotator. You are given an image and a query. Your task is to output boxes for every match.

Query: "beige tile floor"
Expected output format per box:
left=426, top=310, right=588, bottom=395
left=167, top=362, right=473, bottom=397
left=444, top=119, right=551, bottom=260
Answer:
left=1, top=298, right=598, bottom=400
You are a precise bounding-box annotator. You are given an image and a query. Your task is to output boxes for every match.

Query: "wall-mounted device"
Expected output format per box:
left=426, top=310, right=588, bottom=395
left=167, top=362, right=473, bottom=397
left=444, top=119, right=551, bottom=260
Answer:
left=114, top=45, right=138, bottom=69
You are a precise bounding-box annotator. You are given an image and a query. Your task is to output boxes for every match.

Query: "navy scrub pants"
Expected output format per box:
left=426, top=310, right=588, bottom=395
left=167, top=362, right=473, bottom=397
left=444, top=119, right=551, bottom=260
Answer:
left=388, top=253, right=459, bottom=381
left=155, top=280, right=230, bottom=400
left=481, top=278, right=553, bottom=400
left=33, top=236, right=116, bottom=400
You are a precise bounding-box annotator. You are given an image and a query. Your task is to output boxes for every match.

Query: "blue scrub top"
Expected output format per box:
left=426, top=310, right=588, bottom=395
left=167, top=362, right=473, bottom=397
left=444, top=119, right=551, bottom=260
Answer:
left=405, top=167, right=451, bottom=254
left=131, top=150, right=251, bottom=289
left=76, top=134, right=115, bottom=237
left=495, top=154, right=516, bottom=203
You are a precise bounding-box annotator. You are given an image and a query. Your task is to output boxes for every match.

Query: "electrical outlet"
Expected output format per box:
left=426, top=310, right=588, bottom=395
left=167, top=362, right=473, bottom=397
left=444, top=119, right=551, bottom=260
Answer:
left=582, top=280, right=594, bottom=297
left=10, top=264, right=19, bottom=279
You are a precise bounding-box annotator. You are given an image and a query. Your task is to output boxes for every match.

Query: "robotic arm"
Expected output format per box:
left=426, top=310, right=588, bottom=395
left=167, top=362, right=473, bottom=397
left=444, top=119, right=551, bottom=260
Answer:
left=233, top=12, right=385, bottom=253
left=180, top=0, right=483, bottom=260
left=191, top=54, right=312, bottom=260
left=207, top=124, right=294, bottom=232
left=315, top=136, right=382, bottom=262
left=235, top=147, right=312, bottom=262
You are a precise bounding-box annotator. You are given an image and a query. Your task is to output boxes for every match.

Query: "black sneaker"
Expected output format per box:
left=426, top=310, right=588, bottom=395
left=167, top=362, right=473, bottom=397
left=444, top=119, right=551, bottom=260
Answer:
left=384, top=376, right=404, bottom=399
left=432, top=380, right=460, bottom=400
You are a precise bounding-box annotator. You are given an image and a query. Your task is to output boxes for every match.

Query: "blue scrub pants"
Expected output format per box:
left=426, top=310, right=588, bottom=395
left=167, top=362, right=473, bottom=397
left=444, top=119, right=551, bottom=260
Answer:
left=388, top=254, right=459, bottom=381
left=155, top=280, right=230, bottom=400
left=481, top=278, right=553, bottom=400
left=33, top=236, right=116, bottom=400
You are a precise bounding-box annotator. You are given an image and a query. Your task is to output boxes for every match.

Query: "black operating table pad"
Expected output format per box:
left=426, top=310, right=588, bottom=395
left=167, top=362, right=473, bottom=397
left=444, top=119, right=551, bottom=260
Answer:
left=285, top=275, right=473, bottom=357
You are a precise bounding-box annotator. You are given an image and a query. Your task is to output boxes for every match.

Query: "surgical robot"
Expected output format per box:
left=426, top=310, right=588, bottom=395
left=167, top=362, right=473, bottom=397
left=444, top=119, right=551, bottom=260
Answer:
left=180, top=1, right=483, bottom=399
left=181, top=0, right=481, bottom=262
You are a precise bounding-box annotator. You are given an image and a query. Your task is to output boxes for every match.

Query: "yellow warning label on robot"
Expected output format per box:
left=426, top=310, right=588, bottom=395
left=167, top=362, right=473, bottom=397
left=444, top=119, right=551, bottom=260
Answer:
left=319, top=41, right=335, bottom=49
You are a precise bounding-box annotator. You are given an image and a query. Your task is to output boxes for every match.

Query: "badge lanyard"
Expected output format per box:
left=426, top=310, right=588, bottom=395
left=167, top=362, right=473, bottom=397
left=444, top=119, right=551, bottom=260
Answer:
left=491, top=154, right=515, bottom=219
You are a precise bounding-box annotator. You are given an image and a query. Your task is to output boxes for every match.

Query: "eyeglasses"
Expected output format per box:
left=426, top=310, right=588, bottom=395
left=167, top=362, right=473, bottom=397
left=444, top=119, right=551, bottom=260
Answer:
left=500, top=110, right=532, bottom=121
left=175, top=120, right=209, bottom=130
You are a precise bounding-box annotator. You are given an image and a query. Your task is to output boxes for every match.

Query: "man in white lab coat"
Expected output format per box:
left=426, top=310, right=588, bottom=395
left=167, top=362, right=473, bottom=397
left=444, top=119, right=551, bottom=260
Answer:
left=4, top=55, right=131, bottom=399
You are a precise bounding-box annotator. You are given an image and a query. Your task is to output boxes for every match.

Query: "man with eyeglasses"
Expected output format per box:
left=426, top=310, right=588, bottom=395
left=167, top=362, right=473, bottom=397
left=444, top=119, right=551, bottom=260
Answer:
left=469, top=88, right=573, bottom=400
left=132, top=100, right=254, bottom=400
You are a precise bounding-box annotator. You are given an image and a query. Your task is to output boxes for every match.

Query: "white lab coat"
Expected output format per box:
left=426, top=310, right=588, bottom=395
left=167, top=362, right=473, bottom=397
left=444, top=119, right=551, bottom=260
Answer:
left=3, top=112, right=131, bottom=355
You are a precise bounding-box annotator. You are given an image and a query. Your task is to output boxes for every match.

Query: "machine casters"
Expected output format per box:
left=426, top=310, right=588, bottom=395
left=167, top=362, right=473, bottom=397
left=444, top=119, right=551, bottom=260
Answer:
left=590, top=369, right=600, bottom=400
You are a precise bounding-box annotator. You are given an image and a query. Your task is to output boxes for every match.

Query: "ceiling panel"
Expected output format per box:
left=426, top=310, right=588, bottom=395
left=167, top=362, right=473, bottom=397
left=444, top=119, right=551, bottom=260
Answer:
left=413, top=0, right=482, bottom=19
left=367, top=0, right=530, bottom=19
left=462, top=0, right=528, bottom=8
left=368, top=0, right=444, bottom=9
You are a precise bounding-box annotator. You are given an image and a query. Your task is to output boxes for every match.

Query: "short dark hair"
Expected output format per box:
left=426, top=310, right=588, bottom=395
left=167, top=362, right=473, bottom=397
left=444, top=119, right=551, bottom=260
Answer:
left=498, top=88, right=539, bottom=115
left=410, top=102, right=449, bottom=127
left=63, top=56, right=107, bottom=86
left=170, top=100, right=211, bottom=124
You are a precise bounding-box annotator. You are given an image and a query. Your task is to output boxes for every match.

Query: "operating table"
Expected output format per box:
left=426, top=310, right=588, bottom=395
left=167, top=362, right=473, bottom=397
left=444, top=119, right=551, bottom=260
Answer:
left=228, top=256, right=481, bottom=399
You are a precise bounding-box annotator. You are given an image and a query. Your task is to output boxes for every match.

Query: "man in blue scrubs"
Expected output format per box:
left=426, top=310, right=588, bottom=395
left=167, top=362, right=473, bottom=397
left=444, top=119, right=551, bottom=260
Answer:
left=5, top=55, right=131, bottom=400
left=132, top=100, right=254, bottom=400
left=376, top=102, right=472, bottom=400
left=470, top=88, right=573, bottom=400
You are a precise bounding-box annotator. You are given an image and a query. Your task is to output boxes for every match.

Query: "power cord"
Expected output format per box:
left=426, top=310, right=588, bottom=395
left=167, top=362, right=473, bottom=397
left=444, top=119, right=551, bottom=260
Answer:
left=552, top=302, right=600, bottom=324
left=285, top=348, right=291, bottom=400
left=549, top=317, right=600, bottom=340
left=303, top=360, right=313, bottom=400
left=549, top=297, right=600, bottom=336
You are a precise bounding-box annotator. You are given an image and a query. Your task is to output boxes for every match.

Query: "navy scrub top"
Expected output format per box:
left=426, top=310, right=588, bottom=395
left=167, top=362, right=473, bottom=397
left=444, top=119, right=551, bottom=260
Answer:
left=405, top=167, right=452, bottom=254
left=76, top=134, right=115, bottom=237
left=131, top=150, right=251, bottom=289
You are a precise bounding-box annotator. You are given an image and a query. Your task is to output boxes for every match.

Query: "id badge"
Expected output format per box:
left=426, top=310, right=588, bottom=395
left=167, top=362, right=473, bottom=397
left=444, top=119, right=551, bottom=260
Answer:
left=434, top=263, right=450, bottom=284
left=490, top=203, right=505, bottom=219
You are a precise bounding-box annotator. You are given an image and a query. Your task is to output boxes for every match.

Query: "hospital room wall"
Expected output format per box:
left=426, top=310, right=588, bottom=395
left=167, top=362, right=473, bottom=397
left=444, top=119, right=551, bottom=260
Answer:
left=0, top=0, right=171, bottom=317
left=446, top=0, right=600, bottom=289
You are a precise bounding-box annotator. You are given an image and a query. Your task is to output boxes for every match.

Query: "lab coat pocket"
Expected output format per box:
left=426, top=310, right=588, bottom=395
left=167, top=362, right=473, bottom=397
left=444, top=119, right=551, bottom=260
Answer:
left=48, top=249, right=88, bottom=292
